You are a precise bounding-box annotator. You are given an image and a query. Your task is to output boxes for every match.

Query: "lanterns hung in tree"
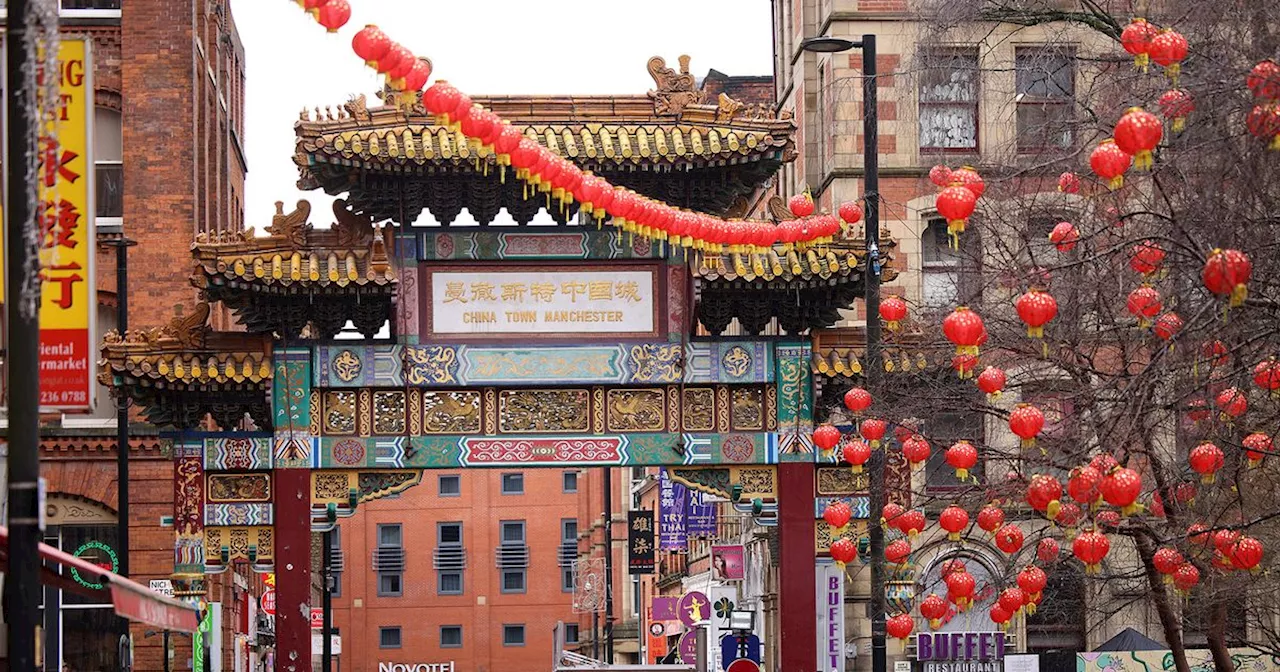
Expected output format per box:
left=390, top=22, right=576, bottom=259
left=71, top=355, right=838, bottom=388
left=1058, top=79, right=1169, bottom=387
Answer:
left=1009, top=404, right=1045, bottom=449
left=1091, top=453, right=1118, bottom=474
left=899, top=510, right=927, bottom=538
left=1130, top=241, right=1166, bottom=276
left=1090, top=139, right=1132, bottom=190
left=880, top=296, right=909, bottom=332
left=1120, top=18, right=1159, bottom=70
left=990, top=603, right=1012, bottom=630
left=1248, top=60, right=1280, bottom=101
left=1230, top=537, right=1264, bottom=572
left=1215, top=387, right=1248, bottom=422
left=1158, top=90, right=1195, bottom=133
left=1172, top=563, right=1200, bottom=593
left=843, top=440, right=872, bottom=474
left=860, top=418, right=888, bottom=448
left=1244, top=432, right=1273, bottom=468
left=1073, top=530, right=1111, bottom=574
left=1015, top=289, right=1058, bottom=340
left=829, top=537, right=858, bottom=568
left=902, top=434, right=932, bottom=469
left=1200, top=340, right=1229, bottom=368
left=1149, top=30, right=1188, bottom=84
left=945, top=571, right=977, bottom=611
left=823, top=501, right=853, bottom=532
left=844, top=387, right=873, bottom=414
left=1153, top=312, right=1183, bottom=341
left=939, top=506, right=970, bottom=542
left=813, top=424, right=842, bottom=453
left=1202, top=248, right=1253, bottom=308
left=1153, top=547, right=1184, bottom=583
left=886, top=613, right=915, bottom=642
left=919, top=594, right=948, bottom=630
left=1057, top=171, right=1081, bottom=194
left=1246, top=105, right=1280, bottom=150
left=977, top=366, right=1005, bottom=400
left=1113, top=107, right=1163, bottom=170
left=885, top=539, right=913, bottom=565
left=1189, top=442, right=1225, bottom=483
left=1100, top=467, right=1144, bottom=516
left=1126, top=285, right=1162, bottom=327
left=943, top=307, right=986, bottom=356
left=995, top=525, right=1025, bottom=555
left=935, top=185, right=979, bottom=245
left=1187, top=522, right=1212, bottom=547
left=929, top=164, right=952, bottom=187
left=1067, top=465, right=1102, bottom=506
left=882, top=503, right=905, bottom=529
left=1048, top=221, right=1079, bottom=252
left=1056, top=503, right=1084, bottom=537
left=952, top=166, right=985, bottom=197
left=1026, top=474, right=1064, bottom=520
left=839, top=201, right=863, bottom=230
left=998, top=587, right=1027, bottom=617
left=1037, top=538, right=1061, bottom=564
left=952, top=354, right=980, bottom=380
left=977, top=505, right=1006, bottom=534
left=1253, top=359, right=1280, bottom=396
left=1186, top=398, right=1211, bottom=423
left=946, top=441, right=979, bottom=480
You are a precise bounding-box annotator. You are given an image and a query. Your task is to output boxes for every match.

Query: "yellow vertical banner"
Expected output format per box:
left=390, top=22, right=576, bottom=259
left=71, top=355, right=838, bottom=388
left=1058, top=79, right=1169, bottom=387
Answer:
left=37, top=39, right=95, bottom=411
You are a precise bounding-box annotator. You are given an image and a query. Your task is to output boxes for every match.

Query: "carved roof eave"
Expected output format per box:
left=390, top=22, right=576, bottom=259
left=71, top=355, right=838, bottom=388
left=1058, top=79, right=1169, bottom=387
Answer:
left=692, top=235, right=899, bottom=286
left=99, top=310, right=276, bottom=389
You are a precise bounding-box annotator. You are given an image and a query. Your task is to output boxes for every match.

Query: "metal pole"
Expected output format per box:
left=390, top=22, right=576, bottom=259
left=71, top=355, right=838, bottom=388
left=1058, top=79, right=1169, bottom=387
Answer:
left=163, top=630, right=171, bottom=672
left=602, top=466, right=615, bottom=663
left=591, top=612, right=599, bottom=661
left=322, top=528, right=333, bottom=672
left=861, top=33, right=888, bottom=672
left=5, top=0, right=44, bottom=668
left=111, top=240, right=133, bottom=565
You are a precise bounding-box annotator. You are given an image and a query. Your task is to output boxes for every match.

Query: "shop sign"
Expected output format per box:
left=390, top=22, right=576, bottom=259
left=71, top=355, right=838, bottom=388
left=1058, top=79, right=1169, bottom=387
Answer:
left=311, top=607, right=324, bottom=629
left=259, top=589, right=276, bottom=616
left=816, top=562, right=845, bottom=672
left=425, top=266, right=657, bottom=337
left=627, top=509, right=655, bottom=574
left=915, top=632, right=1006, bottom=672
left=69, top=540, right=117, bottom=589
left=377, top=664, right=454, bottom=672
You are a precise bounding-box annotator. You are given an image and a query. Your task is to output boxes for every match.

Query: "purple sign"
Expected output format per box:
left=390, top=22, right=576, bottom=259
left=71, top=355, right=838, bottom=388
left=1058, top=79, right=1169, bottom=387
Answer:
left=659, top=469, right=688, bottom=550
left=916, top=632, right=1006, bottom=662
left=678, top=630, right=699, bottom=665
left=678, top=591, right=711, bottom=627
left=686, top=491, right=718, bottom=537
left=652, top=596, right=679, bottom=621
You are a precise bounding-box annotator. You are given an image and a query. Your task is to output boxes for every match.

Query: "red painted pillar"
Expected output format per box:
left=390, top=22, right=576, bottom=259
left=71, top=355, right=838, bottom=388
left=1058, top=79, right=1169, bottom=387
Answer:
left=779, top=461, right=817, bottom=672
left=275, top=468, right=313, bottom=672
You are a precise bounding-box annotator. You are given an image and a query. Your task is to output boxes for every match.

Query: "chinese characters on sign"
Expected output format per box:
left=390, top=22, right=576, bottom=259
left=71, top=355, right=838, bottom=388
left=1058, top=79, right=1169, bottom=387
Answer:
left=627, top=509, right=655, bottom=575
left=427, top=268, right=656, bottom=336
left=35, top=39, right=95, bottom=410
left=658, top=468, right=688, bottom=550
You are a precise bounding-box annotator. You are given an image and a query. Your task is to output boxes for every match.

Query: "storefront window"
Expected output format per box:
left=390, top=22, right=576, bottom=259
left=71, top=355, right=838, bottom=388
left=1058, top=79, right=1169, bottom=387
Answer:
left=44, top=523, right=122, bottom=672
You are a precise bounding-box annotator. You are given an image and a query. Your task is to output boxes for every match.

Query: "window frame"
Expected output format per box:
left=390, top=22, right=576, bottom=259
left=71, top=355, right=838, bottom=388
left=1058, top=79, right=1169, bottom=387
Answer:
left=1014, top=47, right=1076, bottom=154
left=921, top=216, right=981, bottom=311
left=501, top=472, right=525, bottom=495
left=438, top=474, right=461, bottom=497
left=328, top=526, right=342, bottom=598
left=918, top=48, right=980, bottom=154
left=440, top=625, right=463, bottom=649
left=502, top=624, right=527, bottom=647
left=376, top=523, right=402, bottom=548
left=501, top=520, right=526, bottom=544
left=379, top=626, right=402, bottom=649
left=437, top=570, right=464, bottom=596
left=565, top=623, right=580, bottom=644
left=562, top=470, right=579, bottom=493
left=377, top=572, right=402, bottom=598
left=501, top=568, right=527, bottom=594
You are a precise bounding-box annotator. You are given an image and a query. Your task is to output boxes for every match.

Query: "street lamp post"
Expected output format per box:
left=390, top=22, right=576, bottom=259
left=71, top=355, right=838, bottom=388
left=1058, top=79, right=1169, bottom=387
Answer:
left=802, top=33, right=886, bottom=672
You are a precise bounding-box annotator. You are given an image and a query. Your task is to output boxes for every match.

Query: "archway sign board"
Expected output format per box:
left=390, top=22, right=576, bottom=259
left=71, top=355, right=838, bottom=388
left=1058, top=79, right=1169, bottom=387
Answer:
left=100, top=50, right=888, bottom=672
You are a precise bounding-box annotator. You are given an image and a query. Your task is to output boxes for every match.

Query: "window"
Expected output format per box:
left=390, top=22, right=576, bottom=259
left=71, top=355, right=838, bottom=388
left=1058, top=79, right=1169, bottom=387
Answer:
left=561, top=519, right=578, bottom=592
left=94, top=107, right=123, bottom=222
left=565, top=623, right=580, bottom=644
left=438, top=474, right=461, bottom=497
left=1026, top=564, right=1086, bottom=652
left=499, top=520, right=528, bottom=594
left=922, top=218, right=980, bottom=311
left=440, top=625, right=463, bottom=648
left=1016, top=48, right=1075, bottom=152
left=919, top=50, right=979, bottom=152
left=438, top=571, right=463, bottom=594
left=379, top=627, right=402, bottom=649
left=501, top=472, right=524, bottom=495
left=378, top=573, right=402, bottom=596
left=439, top=522, right=462, bottom=545
left=61, top=0, right=122, bottom=8
left=327, top=527, right=343, bottom=598
left=562, top=470, right=578, bottom=493
left=502, top=569, right=527, bottom=593
left=375, top=523, right=404, bottom=597
left=502, top=521, right=526, bottom=544
left=561, top=519, right=578, bottom=542
left=922, top=410, right=985, bottom=493
left=378, top=523, right=402, bottom=547
left=503, top=624, right=526, bottom=647
left=436, top=522, right=464, bottom=595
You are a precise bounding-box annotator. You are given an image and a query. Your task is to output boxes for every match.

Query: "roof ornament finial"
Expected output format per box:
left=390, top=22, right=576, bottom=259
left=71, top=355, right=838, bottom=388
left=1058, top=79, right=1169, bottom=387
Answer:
left=647, top=55, right=704, bottom=117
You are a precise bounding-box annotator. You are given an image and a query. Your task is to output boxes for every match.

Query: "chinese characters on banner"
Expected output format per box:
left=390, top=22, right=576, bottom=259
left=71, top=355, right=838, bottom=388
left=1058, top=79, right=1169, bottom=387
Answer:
left=686, top=490, right=718, bottom=537
left=627, top=510, right=655, bottom=575
left=35, top=39, right=95, bottom=410
left=658, top=468, right=687, bottom=550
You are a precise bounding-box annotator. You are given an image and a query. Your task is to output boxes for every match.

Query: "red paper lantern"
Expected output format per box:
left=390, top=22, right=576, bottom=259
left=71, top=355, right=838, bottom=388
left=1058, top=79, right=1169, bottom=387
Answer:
left=990, top=603, right=1012, bottom=630
left=1215, top=387, right=1247, bottom=421
left=1057, top=171, right=1080, bottom=194
left=302, top=0, right=330, bottom=16
left=940, top=559, right=967, bottom=577
left=1073, top=530, right=1110, bottom=574
left=902, top=435, right=931, bottom=469
left=843, top=440, right=872, bottom=474
left=977, top=366, right=1005, bottom=400
left=422, top=80, right=460, bottom=117
left=1211, top=529, right=1241, bottom=556
left=977, top=505, right=1005, bottom=534
left=839, top=201, right=863, bottom=226
left=1018, top=566, right=1048, bottom=605
left=1009, top=404, right=1045, bottom=449
left=813, top=424, right=842, bottom=452
left=886, top=539, right=913, bottom=565
left=384, top=44, right=417, bottom=87
left=1037, top=538, right=1061, bottom=564
left=1048, top=221, right=1079, bottom=252
left=1090, top=139, right=1132, bottom=190
left=995, top=524, right=1024, bottom=555
left=1026, top=474, right=1064, bottom=520
left=1153, top=312, right=1183, bottom=341
left=1248, top=60, right=1280, bottom=101
left=899, top=510, right=927, bottom=538
left=952, top=354, right=979, bottom=380
left=316, top=0, right=350, bottom=32
left=1120, top=18, right=1159, bottom=70
left=1130, top=241, right=1165, bottom=276
left=1253, top=359, right=1280, bottom=395
left=401, top=59, right=432, bottom=93
left=1189, top=442, right=1225, bottom=483
left=1090, top=454, right=1118, bottom=474
left=1100, top=467, right=1143, bottom=516
left=352, top=25, right=391, bottom=66
left=1015, top=289, right=1058, bottom=339
left=1230, top=537, right=1264, bottom=571
left=920, top=593, right=948, bottom=629
left=998, top=587, right=1026, bottom=616
left=1158, top=90, right=1194, bottom=133
left=788, top=193, right=815, bottom=218
left=951, top=166, right=985, bottom=197
left=1247, top=105, right=1280, bottom=149
left=945, top=441, right=979, bottom=480
left=1244, top=432, right=1272, bottom=468
left=1114, top=107, right=1163, bottom=171
left=880, top=296, right=908, bottom=331
left=886, top=613, right=915, bottom=641
left=824, top=501, right=853, bottom=531
left=943, top=307, right=985, bottom=356
left=1153, top=547, right=1184, bottom=582
left=844, top=387, right=872, bottom=414
left=860, top=418, right=888, bottom=448
left=1173, top=563, right=1200, bottom=593
left=1200, top=340, right=1229, bottom=368
left=1126, top=285, right=1162, bottom=327
left=1186, top=398, right=1210, bottom=422
left=1202, top=248, right=1252, bottom=307
left=936, top=185, right=978, bottom=237
left=1149, top=30, right=1188, bottom=82
left=1187, top=522, right=1212, bottom=546
left=946, top=571, right=976, bottom=611
left=829, top=537, right=858, bottom=567
left=929, top=164, right=952, bottom=187
left=939, top=506, right=970, bottom=542
left=882, top=503, right=905, bottom=530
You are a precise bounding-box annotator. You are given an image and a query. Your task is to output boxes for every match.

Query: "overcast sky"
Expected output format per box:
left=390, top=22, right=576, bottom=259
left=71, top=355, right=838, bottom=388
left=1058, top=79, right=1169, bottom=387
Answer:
left=228, top=0, right=774, bottom=229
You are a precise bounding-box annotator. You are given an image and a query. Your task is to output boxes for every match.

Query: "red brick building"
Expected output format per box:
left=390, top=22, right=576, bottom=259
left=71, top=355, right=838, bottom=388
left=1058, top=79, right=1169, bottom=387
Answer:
left=2, top=1, right=252, bottom=670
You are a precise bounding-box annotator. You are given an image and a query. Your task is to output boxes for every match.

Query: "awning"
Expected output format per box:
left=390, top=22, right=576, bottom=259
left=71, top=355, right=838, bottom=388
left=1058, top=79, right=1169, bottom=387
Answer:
left=0, top=525, right=199, bottom=633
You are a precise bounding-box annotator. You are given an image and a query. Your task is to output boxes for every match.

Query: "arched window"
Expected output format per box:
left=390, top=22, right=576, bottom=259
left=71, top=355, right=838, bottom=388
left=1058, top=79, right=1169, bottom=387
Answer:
left=94, top=107, right=123, bottom=222
left=919, top=548, right=1003, bottom=631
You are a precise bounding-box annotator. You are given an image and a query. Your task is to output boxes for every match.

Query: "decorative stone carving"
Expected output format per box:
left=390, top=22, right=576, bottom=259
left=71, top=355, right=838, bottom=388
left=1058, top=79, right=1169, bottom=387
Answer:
left=266, top=200, right=312, bottom=248
left=647, top=55, right=703, bottom=116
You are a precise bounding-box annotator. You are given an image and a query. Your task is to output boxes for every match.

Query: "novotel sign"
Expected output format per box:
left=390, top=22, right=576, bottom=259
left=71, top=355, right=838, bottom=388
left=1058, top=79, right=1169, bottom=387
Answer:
left=916, top=632, right=1006, bottom=672
left=378, top=664, right=455, bottom=672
